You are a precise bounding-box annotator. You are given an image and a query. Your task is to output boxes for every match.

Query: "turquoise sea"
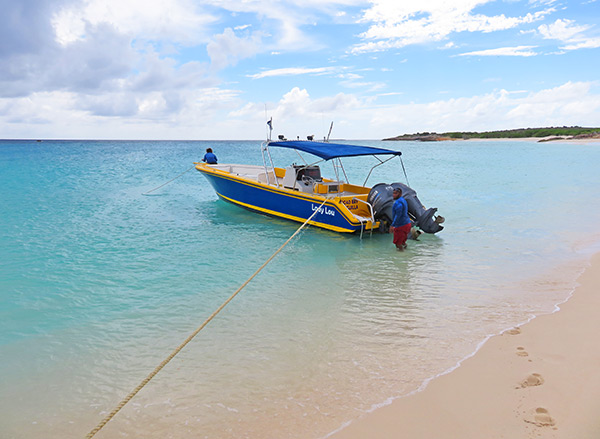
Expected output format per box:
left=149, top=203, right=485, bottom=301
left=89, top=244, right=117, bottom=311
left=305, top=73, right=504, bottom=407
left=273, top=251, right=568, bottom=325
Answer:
left=1, top=138, right=600, bottom=439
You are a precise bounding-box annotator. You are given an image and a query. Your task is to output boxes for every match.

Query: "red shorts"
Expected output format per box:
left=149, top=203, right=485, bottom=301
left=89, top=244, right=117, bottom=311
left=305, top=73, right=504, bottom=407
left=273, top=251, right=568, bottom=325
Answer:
left=392, top=223, right=412, bottom=247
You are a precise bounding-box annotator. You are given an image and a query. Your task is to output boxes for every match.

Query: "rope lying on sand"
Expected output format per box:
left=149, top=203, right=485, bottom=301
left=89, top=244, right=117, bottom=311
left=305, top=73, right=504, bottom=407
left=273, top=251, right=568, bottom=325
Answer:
left=85, top=198, right=329, bottom=438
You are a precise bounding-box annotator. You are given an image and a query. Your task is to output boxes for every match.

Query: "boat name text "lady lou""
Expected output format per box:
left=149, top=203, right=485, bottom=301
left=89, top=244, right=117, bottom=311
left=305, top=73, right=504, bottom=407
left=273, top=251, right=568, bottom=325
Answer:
left=311, top=204, right=336, bottom=216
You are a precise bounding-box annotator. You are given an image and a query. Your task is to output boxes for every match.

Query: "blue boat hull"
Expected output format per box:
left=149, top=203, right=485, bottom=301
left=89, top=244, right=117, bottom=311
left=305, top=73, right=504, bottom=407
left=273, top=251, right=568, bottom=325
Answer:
left=197, top=167, right=375, bottom=233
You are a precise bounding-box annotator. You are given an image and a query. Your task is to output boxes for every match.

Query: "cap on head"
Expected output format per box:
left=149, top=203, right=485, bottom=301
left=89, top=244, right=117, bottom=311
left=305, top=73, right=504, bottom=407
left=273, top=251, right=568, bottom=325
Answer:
left=393, top=187, right=402, bottom=194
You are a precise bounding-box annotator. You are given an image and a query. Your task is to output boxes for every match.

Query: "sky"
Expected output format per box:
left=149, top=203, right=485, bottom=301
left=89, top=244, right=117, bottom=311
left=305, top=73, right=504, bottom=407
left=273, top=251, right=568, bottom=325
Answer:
left=1, top=0, right=599, bottom=140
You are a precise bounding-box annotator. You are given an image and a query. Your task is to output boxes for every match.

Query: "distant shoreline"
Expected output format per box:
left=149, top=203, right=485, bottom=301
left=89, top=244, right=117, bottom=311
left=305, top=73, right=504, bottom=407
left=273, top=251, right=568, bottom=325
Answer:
left=384, top=135, right=600, bottom=143
left=383, top=127, right=600, bottom=142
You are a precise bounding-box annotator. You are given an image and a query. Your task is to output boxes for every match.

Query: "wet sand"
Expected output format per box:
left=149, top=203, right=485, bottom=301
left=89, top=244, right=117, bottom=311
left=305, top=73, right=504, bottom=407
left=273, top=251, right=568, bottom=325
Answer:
left=330, top=252, right=600, bottom=439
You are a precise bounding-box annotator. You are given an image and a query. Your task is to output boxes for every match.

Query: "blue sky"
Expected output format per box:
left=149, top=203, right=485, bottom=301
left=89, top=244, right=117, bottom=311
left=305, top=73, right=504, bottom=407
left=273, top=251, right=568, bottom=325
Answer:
left=1, top=0, right=599, bottom=139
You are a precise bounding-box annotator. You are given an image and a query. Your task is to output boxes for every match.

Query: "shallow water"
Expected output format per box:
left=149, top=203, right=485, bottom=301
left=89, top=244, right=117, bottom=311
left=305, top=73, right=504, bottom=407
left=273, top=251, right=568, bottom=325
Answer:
left=1, top=139, right=599, bottom=438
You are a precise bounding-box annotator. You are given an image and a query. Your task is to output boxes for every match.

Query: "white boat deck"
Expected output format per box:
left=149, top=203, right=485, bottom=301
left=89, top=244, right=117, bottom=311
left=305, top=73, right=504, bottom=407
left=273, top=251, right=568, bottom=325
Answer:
left=201, top=163, right=376, bottom=227
left=207, top=163, right=363, bottom=197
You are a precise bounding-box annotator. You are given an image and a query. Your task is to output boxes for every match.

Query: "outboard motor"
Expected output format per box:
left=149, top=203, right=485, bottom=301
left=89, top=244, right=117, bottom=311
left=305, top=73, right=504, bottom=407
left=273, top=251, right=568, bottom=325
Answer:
left=367, top=183, right=396, bottom=231
left=367, top=183, right=444, bottom=234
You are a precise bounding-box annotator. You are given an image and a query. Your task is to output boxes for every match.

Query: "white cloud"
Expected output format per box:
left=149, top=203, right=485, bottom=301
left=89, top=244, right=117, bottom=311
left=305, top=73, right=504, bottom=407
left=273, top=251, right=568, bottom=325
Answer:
left=197, top=0, right=360, bottom=56
left=0, top=85, right=243, bottom=139
left=537, top=19, right=600, bottom=51
left=81, top=93, right=140, bottom=117
left=506, top=81, right=598, bottom=120
left=225, top=87, right=363, bottom=138
left=0, top=0, right=219, bottom=123
left=529, top=0, right=559, bottom=5
left=207, top=28, right=264, bottom=69
left=337, top=72, right=385, bottom=91
left=52, top=0, right=217, bottom=45
left=561, top=38, right=600, bottom=50
left=0, top=20, right=136, bottom=98
left=459, top=45, right=538, bottom=57
left=248, top=67, right=337, bottom=79
left=255, top=81, right=600, bottom=139
left=277, top=87, right=313, bottom=118
left=368, top=81, right=600, bottom=136
left=537, top=19, right=590, bottom=41
left=0, top=0, right=64, bottom=58
left=2, top=81, right=599, bottom=139
left=351, top=0, right=553, bottom=53
left=52, top=7, right=86, bottom=45
left=1, top=1, right=598, bottom=140
left=48, top=0, right=363, bottom=58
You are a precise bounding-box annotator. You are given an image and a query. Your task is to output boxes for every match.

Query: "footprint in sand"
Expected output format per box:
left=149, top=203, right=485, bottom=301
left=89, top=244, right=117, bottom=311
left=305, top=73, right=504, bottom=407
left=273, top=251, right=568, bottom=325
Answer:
left=516, top=346, right=529, bottom=357
left=525, top=407, right=556, bottom=427
left=520, top=373, right=544, bottom=388
left=506, top=327, right=521, bottom=335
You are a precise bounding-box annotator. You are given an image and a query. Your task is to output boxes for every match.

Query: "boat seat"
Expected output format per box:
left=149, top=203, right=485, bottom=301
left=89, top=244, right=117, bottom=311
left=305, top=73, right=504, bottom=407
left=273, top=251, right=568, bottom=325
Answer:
left=212, top=165, right=232, bottom=173
left=257, top=171, right=276, bottom=184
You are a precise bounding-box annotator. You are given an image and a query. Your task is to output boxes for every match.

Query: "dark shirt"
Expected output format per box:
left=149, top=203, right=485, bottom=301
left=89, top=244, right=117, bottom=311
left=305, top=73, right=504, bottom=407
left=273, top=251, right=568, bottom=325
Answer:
left=203, top=152, right=218, bottom=164
left=391, top=197, right=410, bottom=227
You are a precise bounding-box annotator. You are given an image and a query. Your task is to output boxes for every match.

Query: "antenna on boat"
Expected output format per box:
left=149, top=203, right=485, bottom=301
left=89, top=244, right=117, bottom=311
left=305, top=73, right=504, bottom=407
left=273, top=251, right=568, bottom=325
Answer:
left=326, top=121, right=333, bottom=142
left=267, top=117, right=273, bottom=141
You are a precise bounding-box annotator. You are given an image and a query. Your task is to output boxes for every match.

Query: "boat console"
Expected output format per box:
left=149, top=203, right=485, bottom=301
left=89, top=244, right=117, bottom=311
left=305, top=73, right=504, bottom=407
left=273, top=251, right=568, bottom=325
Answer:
left=283, top=165, right=321, bottom=191
left=295, top=165, right=322, bottom=182
left=281, top=164, right=347, bottom=195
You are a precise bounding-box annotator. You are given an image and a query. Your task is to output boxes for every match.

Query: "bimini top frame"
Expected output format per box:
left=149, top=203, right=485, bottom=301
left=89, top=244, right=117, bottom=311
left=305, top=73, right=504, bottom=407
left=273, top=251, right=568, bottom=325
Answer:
left=266, top=140, right=402, bottom=160
left=261, top=140, right=404, bottom=189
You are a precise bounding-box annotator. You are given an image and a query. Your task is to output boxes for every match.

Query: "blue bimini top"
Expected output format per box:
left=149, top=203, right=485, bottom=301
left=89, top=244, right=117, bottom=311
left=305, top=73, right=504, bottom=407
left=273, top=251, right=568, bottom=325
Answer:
left=267, top=140, right=402, bottom=161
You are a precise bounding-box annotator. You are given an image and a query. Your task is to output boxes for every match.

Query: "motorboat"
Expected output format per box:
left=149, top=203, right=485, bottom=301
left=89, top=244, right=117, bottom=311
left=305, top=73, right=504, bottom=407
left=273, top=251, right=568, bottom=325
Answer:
left=195, top=137, right=444, bottom=236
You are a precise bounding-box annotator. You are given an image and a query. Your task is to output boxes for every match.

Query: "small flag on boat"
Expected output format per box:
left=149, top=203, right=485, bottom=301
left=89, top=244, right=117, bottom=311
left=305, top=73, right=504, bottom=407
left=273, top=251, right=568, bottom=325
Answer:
left=267, top=118, right=272, bottom=130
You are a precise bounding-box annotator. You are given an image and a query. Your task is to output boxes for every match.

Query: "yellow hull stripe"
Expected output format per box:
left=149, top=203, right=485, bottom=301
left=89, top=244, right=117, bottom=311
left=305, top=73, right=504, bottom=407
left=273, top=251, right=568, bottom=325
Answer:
left=197, top=164, right=379, bottom=232
left=218, top=193, right=357, bottom=233
left=197, top=165, right=373, bottom=227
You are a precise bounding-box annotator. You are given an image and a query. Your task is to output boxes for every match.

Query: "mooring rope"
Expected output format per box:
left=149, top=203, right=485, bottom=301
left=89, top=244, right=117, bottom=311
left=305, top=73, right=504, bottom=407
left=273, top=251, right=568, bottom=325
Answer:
left=85, top=198, right=329, bottom=438
left=142, top=165, right=196, bottom=195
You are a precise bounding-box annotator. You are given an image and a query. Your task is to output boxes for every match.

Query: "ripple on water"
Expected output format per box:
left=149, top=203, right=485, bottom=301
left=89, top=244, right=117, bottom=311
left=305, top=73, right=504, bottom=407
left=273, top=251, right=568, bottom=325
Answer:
left=1, top=139, right=600, bottom=438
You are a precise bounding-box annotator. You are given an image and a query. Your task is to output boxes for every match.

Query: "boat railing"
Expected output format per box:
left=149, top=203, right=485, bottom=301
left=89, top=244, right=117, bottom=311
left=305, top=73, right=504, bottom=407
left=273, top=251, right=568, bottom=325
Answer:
left=362, top=155, right=397, bottom=187
left=352, top=197, right=375, bottom=239
left=261, top=141, right=280, bottom=188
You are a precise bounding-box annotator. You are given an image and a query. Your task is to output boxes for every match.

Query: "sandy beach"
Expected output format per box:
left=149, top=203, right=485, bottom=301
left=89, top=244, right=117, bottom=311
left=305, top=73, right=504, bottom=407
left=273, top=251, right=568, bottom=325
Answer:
left=463, top=136, right=600, bottom=144
left=330, top=252, right=600, bottom=439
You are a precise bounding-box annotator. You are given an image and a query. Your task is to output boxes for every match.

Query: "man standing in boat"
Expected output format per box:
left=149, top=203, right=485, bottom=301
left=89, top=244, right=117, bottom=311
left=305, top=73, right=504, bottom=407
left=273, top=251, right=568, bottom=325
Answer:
left=202, top=148, right=218, bottom=164
left=390, top=187, right=412, bottom=251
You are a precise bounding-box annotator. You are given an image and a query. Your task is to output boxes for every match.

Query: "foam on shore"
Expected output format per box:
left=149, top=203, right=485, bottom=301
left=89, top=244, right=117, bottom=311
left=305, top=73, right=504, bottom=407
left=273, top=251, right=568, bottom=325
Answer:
left=329, top=251, right=600, bottom=439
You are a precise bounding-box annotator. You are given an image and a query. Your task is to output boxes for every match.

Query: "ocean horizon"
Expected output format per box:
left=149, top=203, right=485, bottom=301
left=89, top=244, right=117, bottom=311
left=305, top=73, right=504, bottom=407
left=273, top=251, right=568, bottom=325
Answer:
left=1, top=138, right=600, bottom=439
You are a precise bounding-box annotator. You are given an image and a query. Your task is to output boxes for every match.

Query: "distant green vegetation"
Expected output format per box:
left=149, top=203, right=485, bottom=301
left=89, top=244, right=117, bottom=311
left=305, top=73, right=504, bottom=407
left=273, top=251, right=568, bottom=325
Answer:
left=383, top=127, right=600, bottom=141
left=441, top=127, right=599, bottom=139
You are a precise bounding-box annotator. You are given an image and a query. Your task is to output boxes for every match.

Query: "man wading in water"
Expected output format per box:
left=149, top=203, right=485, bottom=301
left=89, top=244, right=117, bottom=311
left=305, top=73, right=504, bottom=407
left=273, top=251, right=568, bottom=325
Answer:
left=390, top=187, right=412, bottom=251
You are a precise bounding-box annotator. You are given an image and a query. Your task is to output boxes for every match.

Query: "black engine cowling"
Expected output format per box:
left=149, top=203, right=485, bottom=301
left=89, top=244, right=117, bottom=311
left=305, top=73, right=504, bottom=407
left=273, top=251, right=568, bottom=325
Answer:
left=367, top=182, right=444, bottom=234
